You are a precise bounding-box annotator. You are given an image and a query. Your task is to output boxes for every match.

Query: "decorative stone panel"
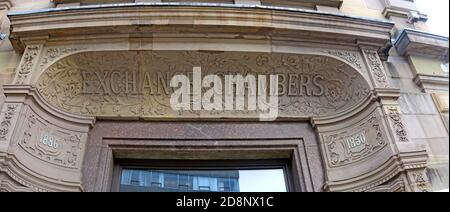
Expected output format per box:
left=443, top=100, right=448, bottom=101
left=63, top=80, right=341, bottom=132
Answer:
left=13, top=45, right=43, bottom=85
left=36, top=50, right=371, bottom=120
left=361, top=48, right=390, bottom=88
left=322, top=114, right=388, bottom=167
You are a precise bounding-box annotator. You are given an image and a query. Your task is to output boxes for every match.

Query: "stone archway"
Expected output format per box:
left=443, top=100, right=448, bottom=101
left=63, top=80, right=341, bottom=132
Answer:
left=34, top=50, right=378, bottom=192
left=0, top=48, right=429, bottom=192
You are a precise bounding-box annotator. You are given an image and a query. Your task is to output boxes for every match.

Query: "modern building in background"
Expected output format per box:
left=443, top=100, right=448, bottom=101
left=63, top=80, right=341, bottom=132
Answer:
left=0, top=0, right=448, bottom=192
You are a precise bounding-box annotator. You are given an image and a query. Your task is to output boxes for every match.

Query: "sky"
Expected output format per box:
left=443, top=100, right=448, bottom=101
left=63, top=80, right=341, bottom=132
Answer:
left=415, top=0, right=449, bottom=37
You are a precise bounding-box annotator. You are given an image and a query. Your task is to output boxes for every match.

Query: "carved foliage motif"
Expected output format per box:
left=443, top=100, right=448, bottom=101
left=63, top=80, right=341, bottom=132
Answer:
left=18, top=110, right=83, bottom=169
left=363, top=49, right=389, bottom=88
left=412, top=172, right=429, bottom=192
left=326, top=50, right=363, bottom=69
left=39, top=47, right=87, bottom=68
left=15, top=45, right=40, bottom=84
left=0, top=104, right=18, bottom=140
left=387, top=106, right=409, bottom=142
left=323, top=114, right=388, bottom=167
left=36, top=51, right=371, bottom=119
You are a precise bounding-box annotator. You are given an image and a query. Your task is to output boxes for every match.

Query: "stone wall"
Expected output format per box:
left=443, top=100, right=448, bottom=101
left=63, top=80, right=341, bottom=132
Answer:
left=0, top=0, right=448, bottom=192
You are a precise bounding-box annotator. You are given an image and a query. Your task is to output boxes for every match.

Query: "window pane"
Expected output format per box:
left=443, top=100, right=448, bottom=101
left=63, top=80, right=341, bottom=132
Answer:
left=119, top=168, right=287, bottom=192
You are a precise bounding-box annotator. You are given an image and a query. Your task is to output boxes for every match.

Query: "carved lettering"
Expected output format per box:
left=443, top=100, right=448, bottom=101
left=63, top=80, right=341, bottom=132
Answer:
left=18, top=110, right=83, bottom=169
left=324, top=115, right=387, bottom=167
left=37, top=51, right=371, bottom=118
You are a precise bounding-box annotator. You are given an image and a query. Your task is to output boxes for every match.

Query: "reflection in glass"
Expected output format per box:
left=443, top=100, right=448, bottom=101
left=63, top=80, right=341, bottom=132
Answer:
left=119, top=168, right=287, bottom=192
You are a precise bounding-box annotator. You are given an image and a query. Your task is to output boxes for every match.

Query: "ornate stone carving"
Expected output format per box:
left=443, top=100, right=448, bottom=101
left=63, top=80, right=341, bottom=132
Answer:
left=36, top=51, right=371, bottom=119
left=0, top=104, right=18, bottom=141
left=326, top=50, right=363, bottom=69
left=323, top=115, right=388, bottom=167
left=15, top=45, right=40, bottom=84
left=363, top=49, right=389, bottom=88
left=412, top=172, right=428, bottom=192
left=18, top=111, right=83, bottom=169
left=387, top=106, right=409, bottom=142
left=39, top=47, right=87, bottom=68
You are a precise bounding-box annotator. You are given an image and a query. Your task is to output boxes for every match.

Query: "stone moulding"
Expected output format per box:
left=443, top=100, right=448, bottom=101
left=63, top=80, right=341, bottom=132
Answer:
left=7, top=3, right=394, bottom=52
left=0, top=153, right=84, bottom=192
left=0, top=0, right=12, bottom=10
left=394, top=29, right=449, bottom=62
left=2, top=85, right=95, bottom=126
left=52, top=0, right=344, bottom=8
left=324, top=156, right=401, bottom=192
left=0, top=85, right=94, bottom=192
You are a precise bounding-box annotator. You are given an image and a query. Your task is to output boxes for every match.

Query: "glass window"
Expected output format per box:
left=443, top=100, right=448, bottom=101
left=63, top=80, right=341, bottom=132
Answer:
left=164, top=173, right=178, bottom=189
left=151, top=171, right=163, bottom=188
left=119, top=168, right=287, bottom=192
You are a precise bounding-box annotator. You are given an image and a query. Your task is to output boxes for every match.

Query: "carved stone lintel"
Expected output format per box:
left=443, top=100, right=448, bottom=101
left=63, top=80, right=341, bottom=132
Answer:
left=0, top=104, right=19, bottom=141
left=386, top=106, right=409, bottom=142
left=14, top=45, right=41, bottom=85
left=362, top=49, right=390, bottom=88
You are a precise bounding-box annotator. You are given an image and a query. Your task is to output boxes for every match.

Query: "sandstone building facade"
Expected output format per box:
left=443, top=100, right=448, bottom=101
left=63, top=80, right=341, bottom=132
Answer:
left=0, top=0, right=448, bottom=192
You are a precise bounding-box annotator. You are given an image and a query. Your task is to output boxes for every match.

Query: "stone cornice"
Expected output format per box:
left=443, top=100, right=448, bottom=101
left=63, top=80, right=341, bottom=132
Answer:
left=394, top=29, right=449, bottom=62
left=52, top=0, right=344, bottom=8
left=413, top=74, right=449, bottom=92
left=7, top=3, right=393, bottom=52
left=382, top=8, right=427, bottom=20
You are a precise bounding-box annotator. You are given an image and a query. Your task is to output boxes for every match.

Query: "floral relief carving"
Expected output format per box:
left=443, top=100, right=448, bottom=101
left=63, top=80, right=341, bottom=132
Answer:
left=363, top=49, right=389, bottom=88
left=36, top=51, right=371, bottom=119
left=18, top=110, right=83, bottom=169
left=323, top=114, right=387, bottom=167
left=387, top=106, right=409, bottom=142
left=39, top=47, right=87, bottom=68
left=15, top=45, right=40, bottom=84
left=0, top=104, right=18, bottom=141
left=326, top=50, right=363, bottom=69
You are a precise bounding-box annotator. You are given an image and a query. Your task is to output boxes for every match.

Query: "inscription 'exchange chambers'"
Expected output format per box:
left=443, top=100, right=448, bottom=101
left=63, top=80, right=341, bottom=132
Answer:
left=80, top=70, right=325, bottom=97
left=37, top=51, right=371, bottom=118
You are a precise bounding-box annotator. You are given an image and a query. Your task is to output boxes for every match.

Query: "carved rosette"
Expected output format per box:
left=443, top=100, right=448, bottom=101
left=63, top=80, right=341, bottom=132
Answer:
left=0, top=104, right=19, bottom=141
left=36, top=51, right=371, bottom=119
left=322, top=114, right=388, bottom=167
left=17, top=110, right=83, bottom=169
left=14, top=45, right=41, bottom=85
left=362, top=49, right=389, bottom=88
left=326, top=50, right=363, bottom=70
left=387, top=106, right=409, bottom=142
